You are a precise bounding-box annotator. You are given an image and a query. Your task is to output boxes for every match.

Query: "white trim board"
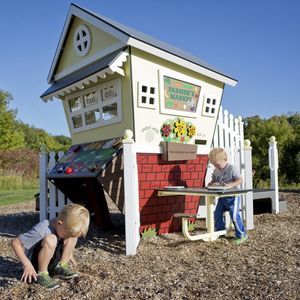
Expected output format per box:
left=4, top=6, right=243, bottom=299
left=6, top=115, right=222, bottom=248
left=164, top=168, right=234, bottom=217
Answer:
left=54, top=42, right=126, bottom=81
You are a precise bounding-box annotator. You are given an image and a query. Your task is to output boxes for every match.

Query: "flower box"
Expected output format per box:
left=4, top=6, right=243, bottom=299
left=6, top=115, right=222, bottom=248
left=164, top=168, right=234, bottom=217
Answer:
left=161, top=142, right=197, bottom=161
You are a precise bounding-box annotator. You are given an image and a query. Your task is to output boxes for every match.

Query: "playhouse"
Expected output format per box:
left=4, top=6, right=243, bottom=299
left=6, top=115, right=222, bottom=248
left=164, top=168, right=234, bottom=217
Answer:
left=41, top=4, right=243, bottom=254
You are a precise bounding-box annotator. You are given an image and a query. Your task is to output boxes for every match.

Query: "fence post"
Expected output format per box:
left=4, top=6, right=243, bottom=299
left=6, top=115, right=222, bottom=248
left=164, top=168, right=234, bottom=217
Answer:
left=39, top=145, right=48, bottom=222
left=48, top=152, right=58, bottom=219
left=243, top=139, right=254, bottom=230
left=269, top=136, right=279, bottom=214
left=123, top=140, right=140, bottom=255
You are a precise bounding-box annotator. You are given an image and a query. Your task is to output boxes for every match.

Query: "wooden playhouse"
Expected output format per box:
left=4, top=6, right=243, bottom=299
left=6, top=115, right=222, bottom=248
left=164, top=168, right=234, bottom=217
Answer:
left=41, top=4, right=238, bottom=254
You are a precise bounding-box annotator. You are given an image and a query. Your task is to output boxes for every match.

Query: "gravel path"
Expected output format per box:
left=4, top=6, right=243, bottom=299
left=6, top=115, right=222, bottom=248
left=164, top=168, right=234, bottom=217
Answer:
left=0, top=193, right=299, bottom=299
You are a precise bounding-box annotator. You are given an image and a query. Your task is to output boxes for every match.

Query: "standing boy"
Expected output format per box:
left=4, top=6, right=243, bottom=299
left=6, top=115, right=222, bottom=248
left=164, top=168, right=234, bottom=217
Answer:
left=208, top=147, right=247, bottom=245
left=12, top=203, right=90, bottom=290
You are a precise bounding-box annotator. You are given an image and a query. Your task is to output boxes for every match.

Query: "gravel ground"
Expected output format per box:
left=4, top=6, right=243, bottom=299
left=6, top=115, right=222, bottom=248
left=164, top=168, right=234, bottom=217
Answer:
left=0, top=192, right=299, bottom=300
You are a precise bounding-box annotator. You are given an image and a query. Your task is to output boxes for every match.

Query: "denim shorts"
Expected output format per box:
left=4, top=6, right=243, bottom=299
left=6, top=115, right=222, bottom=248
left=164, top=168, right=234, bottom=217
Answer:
left=27, top=238, right=64, bottom=274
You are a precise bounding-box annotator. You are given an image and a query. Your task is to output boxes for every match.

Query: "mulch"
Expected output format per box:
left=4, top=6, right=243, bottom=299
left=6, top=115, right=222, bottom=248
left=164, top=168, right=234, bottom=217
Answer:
left=0, top=192, right=299, bottom=299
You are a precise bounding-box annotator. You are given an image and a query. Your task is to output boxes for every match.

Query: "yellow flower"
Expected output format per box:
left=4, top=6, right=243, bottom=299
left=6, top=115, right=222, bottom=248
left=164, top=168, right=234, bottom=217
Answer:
left=173, top=119, right=186, bottom=137
left=187, top=125, right=196, bottom=137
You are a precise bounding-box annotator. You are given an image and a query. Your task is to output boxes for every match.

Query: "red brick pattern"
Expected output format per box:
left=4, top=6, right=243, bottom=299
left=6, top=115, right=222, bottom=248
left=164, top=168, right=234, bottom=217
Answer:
left=137, top=154, right=209, bottom=235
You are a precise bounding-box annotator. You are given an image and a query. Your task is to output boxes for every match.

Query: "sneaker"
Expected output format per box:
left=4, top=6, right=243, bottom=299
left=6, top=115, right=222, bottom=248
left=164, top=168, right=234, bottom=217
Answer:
left=54, top=263, right=78, bottom=279
left=37, top=273, right=59, bottom=290
left=233, top=236, right=248, bottom=246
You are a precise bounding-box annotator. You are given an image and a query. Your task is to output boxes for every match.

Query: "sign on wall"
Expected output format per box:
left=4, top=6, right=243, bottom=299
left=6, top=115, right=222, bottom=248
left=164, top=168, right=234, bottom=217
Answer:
left=163, top=76, right=200, bottom=115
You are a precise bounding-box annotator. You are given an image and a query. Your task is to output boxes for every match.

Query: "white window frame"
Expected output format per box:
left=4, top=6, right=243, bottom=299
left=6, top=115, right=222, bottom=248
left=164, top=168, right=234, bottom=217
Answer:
left=73, top=25, right=91, bottom=57
left=65, top=78, right=122, bottom=133
left=202, top=96, right=218, bottom=117
left=137, top=81, right=158, bottom=109
left=158, top=69, right=204, bottom=118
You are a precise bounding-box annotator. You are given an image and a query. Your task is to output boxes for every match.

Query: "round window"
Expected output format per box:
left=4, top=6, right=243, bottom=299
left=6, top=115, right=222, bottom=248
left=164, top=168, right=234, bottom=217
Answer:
left=73, top=25, right=91, bottom=56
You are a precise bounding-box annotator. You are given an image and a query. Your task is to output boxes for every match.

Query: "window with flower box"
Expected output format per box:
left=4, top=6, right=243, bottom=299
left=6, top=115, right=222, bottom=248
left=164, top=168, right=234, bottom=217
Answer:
left=66, top=78, right=122, bottom=133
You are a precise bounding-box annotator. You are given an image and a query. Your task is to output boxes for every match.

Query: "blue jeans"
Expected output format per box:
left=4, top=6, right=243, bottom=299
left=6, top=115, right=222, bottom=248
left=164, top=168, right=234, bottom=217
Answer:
left=214, top=196, right=246, bottom=239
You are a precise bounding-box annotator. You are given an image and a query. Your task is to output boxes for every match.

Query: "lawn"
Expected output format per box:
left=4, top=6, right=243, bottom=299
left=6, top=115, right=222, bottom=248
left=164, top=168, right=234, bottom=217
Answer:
left=0, top=189, right=38, bottom=206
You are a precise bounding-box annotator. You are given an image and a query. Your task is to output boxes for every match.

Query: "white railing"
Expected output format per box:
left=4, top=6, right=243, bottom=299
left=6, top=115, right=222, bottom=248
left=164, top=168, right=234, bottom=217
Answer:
left=212, top=106, right=244, bottom=159
left=39, top=148, right=71, bottom=222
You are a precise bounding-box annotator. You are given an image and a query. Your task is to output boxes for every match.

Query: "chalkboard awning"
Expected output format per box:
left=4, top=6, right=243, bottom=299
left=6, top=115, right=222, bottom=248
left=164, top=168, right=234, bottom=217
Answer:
left=47, top=137, right=123, bottom=179
left=41, top=48, right=128, bottom=102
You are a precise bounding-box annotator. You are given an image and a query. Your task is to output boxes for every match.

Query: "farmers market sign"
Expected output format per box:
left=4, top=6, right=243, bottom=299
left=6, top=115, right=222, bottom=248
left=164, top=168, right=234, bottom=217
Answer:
left=163, top=76, right=200, bottom=113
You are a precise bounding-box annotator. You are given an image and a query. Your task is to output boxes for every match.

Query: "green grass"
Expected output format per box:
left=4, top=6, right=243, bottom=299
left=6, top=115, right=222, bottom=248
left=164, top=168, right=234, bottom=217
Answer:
left=0, top=189, right=38, bottom=206
left=0, top=175, right=38, bottom=190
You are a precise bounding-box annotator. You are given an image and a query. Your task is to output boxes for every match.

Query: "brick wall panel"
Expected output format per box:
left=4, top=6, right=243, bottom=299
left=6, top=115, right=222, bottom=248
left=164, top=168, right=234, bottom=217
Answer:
left=137, top=153, right=208, bottom=236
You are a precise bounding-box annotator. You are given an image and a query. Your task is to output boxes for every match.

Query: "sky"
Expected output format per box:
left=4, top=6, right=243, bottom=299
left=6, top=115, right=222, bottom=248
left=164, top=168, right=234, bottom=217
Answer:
left=0, top=0, right=299, bottom=137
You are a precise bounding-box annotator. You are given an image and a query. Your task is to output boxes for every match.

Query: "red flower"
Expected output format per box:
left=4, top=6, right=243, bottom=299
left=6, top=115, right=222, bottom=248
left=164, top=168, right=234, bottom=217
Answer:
left=161, top=124, right=171, bottom=137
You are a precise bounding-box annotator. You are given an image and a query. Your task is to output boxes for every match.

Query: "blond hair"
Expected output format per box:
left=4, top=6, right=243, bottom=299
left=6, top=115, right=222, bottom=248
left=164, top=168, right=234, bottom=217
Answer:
left=209, top=147, right=227, bottom=162
left=58, top=204, right=90, bottom=238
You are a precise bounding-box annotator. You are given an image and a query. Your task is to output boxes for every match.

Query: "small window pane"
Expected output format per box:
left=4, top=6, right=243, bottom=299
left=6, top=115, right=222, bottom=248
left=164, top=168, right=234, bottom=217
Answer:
left=102, top=103, right=118, bottom=121
left=212, top=99, right=216, bottom=105
left=205, top=107, right=210, bottom=113
left=150, top=87, right=155, bottom=94
left=206, top=98, right=211, bottom=104
left=84, top=91, right=98, bottom=107
left=72, top=115, right=83, bottom=128
left=142, top=86, right=147, bottom=93
left=141, top=96, right=147, bottom=103
left=85, top=109, right=100, bottom=125
left=69, top=97, right=81, bottom=113
left=211, top=108, right=215, bottom=114
left=101, top=85, right=117, bottom=101
left=149, top=97, right=155, bottom=105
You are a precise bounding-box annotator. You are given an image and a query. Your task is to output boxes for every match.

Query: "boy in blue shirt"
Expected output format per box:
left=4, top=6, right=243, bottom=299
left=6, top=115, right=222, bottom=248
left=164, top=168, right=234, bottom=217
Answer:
left=12, top=204, right=90, bottom=290
left=208, top=148, right=247, bottom=245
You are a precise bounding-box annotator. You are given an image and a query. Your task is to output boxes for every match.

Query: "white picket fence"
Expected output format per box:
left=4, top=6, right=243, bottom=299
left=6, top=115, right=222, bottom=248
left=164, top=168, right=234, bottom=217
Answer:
left=39, top=150, right=71, bottom=222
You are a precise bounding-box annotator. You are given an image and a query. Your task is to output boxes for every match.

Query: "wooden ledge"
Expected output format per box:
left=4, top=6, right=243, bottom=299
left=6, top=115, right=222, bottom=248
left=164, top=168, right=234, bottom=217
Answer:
left=173, top=213, right=197, bottom=218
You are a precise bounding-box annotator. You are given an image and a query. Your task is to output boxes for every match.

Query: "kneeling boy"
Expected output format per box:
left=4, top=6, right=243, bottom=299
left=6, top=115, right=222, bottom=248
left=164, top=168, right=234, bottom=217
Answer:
left=12, top=203, right=90, bottom=290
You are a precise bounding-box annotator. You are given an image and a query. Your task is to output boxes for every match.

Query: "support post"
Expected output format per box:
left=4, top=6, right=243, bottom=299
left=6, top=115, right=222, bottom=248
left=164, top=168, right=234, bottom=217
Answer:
left=123, top=141, right=140, bottom=255
left=269, top=136, right=279, bottom=214
left=39, top=145, right=48, bottom=222
left=243, top=140, right=254, bottom=230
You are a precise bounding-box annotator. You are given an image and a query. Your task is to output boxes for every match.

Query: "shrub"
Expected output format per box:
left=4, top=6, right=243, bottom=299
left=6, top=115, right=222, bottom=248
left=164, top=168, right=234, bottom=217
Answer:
left=0, top=148, right=39, bottom=180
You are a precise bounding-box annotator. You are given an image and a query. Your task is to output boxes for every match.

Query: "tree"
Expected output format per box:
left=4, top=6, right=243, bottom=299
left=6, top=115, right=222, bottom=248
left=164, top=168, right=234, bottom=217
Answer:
left=16, top=122, right=70, bottom=151
left=281, top=113, right=300, bottom=183
left=0, top=90, right=25, bottom=150
left=52, top=135, right=72, bottom=151
left=244, top=114, right=299, bottom=186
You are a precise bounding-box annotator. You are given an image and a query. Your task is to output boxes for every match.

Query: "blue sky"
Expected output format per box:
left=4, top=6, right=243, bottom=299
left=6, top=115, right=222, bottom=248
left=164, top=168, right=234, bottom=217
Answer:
left=0, top=0, right=299, bottom=137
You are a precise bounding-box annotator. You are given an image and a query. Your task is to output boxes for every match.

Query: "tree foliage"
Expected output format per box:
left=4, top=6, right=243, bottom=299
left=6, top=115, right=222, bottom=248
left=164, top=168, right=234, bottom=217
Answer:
left=244, top=113, right=300, bottom=186
left=0, top=90, right=25, bottom=150
left=0, top=90, right=71, bottom=152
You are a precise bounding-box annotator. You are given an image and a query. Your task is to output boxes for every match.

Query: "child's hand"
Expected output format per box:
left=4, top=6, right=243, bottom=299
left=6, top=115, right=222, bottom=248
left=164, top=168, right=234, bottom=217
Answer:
left=21, top=263, right=37, bottom=283
left=224, top=183, right=234, bottom=189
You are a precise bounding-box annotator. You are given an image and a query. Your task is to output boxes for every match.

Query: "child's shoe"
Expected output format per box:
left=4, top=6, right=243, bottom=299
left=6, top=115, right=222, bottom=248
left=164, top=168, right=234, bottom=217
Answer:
left=233, top=236, right=248, bottom=246
left=37, top=272, right=59, bottom=290
left=54, top=262, right=78, bottom=279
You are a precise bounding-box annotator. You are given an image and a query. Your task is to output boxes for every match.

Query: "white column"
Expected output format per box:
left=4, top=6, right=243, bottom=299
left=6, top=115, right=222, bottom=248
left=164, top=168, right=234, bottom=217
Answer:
left=269, top=136, right=279, bottom=214
left=243, top=139, right=254, bottom=230
left=123, top=142, right=140, bottom=255
left=48, top=152, right=57, bottom=219
left=39, top=145, right=48, bottom=222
